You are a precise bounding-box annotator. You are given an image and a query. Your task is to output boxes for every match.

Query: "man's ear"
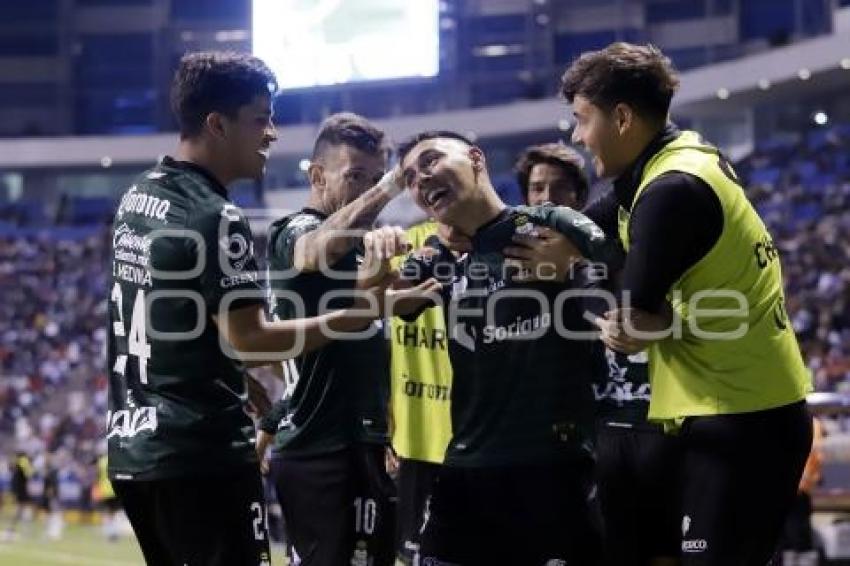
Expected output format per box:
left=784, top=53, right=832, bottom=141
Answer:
left=307, top=163, right=325, bottom=189
left=205, top=112, right=228, bottom=141
left=469, top=146, right=486, bottom=172
left=613, top=103, right=634, bottom=136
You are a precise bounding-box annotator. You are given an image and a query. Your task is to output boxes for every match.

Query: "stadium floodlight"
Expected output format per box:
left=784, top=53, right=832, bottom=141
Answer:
left=253, top=0, right=440, bottom=90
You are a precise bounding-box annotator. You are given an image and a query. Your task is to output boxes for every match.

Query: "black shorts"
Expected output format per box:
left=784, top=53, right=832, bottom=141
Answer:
left=418, top=458, right=603, bottom=565
left=595, top=422, right=681, bottom=565
left=678, top=400, right=812, bottom=565
left=269, top=443, right=396, bottom=566
left=780, top=492, right=814, bottom=552
left=396, top=458, right=441, bottom=564
left=12, top=485, right=30, bottom=505
left=112, top=466, right=271, bottom=566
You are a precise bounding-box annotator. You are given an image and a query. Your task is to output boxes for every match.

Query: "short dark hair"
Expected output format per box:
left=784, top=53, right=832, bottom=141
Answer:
left=560, top=42, right=679, bottom=124
left=397, top=130, right=475, bottom=165
left=311, top=112, right=386, bottom=161
left=515, top=143, right=589, bottom=206
left=170, top=51, right=278, bottom=138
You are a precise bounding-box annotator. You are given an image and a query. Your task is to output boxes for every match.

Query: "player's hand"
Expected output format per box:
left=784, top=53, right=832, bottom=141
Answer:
left=593, top=306, right=673, bottom=354
left=385, top=446, right=400, bottom=478
left=376, top=166, right=405, bottom=198
left=384, top=277, right=444, bottom=317
left=357, top=226, right=410, bottom=290
left=503, top=227, right=583, bottom=283
left=437, top=223, right=473, bottom=253
left=243, top=374, right=271, bottom=417
left=256, top=430, right=272, bottom=475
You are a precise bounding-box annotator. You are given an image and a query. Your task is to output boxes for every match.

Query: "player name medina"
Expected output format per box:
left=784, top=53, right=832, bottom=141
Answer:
left=482, top=312, right=552, bottom=344
left=113, top=261, right=152, bottom=287
left=117, top=185, right=171, bottom=222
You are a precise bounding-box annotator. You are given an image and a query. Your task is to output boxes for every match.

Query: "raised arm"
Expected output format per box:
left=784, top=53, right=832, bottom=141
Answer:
left=293, top=169, right=404, bottom=272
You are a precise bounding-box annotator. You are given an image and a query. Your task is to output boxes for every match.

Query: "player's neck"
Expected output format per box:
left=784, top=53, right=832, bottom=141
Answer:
left=175, top=140, right=235, bottom=187
left=459, top=187, right=506, bottom=236
left=305, top=190, right=331, bottom=216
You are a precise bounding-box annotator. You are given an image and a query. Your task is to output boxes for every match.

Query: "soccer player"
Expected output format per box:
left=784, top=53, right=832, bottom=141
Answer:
left=563, top=42, right=812, bottom=564
left=107, top=53, right=392, bottom=566
left=3, top=451, right=33, bottom=541
left=258, top=113, right=423, bottom=566
left=515, top=142, right=589, bottom=208
left=387, top=218, right=453, bottom=564
left=514, top=142, right=681, bottom=565
left=387, top=130, right=618, bottom=564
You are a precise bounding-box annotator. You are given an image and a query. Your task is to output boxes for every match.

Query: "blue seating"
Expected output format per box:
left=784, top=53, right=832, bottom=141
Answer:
left=748, top=168, right=782, bottom=186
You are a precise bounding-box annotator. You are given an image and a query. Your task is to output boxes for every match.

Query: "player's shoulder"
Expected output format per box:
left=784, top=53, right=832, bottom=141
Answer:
left=269, top=208, right=324, bottom=241
left=116, top=159, right=229, bottom=228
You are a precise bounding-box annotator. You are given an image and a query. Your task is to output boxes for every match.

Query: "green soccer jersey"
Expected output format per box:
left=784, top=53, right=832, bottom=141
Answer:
left=261, top=208, right=389, bottom=456
left=107, top=157, right=263, bottom=481
left=401, top=205, right=616, bottom=466
left=592, top=348, right=652, bottom=425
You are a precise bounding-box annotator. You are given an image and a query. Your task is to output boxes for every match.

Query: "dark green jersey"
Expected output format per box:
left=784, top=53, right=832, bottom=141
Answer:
left=593, top=348, right=652, bottom=425
left=402, top=205, right=615, bottom=467
left=107, top=157, right=263, bottom=481
left=261, top=208, right=389, bottom=456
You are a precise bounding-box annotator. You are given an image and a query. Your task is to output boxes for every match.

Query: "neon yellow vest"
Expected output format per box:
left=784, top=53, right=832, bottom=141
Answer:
left=97, top=455, right=115, bottom=499
left=389, top=221, right=453, bottom=463
left=618, top=130, right=811, bottom=423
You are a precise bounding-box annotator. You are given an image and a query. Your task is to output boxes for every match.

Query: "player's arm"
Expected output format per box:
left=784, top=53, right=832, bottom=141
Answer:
left=193, top=203, right=389, bottom=366
left=213, top=301, right=382, bottom=366
left=583, top=189, right=621, bottom=239
left=619, top=172, right=722, bottom=313
left=255, top=401, right=284, bottom=475
left=292, top=169, right=404, bottom=272
left=503, top=226, right=583, bottom=283
left=256, top=430, right=273, bottom=475
left=360, top=227, right=445, bottom=320
left=390, top=234, right=455, bottom=321
left=596, top=172, right=722, bottom=353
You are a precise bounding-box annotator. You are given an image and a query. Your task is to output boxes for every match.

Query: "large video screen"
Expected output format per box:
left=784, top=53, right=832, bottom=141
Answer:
left=252, top=0, right=440, bottom=90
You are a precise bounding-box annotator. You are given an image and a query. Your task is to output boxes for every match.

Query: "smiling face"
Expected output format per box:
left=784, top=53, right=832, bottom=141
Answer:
left=570, top=94, right=630, bottom=180
left=401, top=138, right=481, bottom=226
left=219, top=94, right=278, bottom=181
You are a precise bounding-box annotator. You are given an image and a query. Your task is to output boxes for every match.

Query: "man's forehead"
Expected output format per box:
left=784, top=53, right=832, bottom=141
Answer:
left=571, top=95, right=595, bottom=115
left=404, top=137, right=467, bottom=166
left=323, top=143, right=386, bottom=168
left=530, top=162, right=568, bottom=179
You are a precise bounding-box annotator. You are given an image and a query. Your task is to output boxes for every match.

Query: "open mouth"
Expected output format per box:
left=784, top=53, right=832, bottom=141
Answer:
left=423, top=186, right=451, bottom=208
left=257, top=148, right=270, bottom=160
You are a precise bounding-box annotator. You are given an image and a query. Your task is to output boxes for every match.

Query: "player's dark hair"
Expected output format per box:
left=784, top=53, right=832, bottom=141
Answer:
left=560, top=42, right=679, bottom=126
left=397, top=130, right=475, bottom=164
left=311, top=112, right=386, bottom=161
left=515, top=143, right=589, bottom=207
left=170, top=51, right=277, bottom=139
